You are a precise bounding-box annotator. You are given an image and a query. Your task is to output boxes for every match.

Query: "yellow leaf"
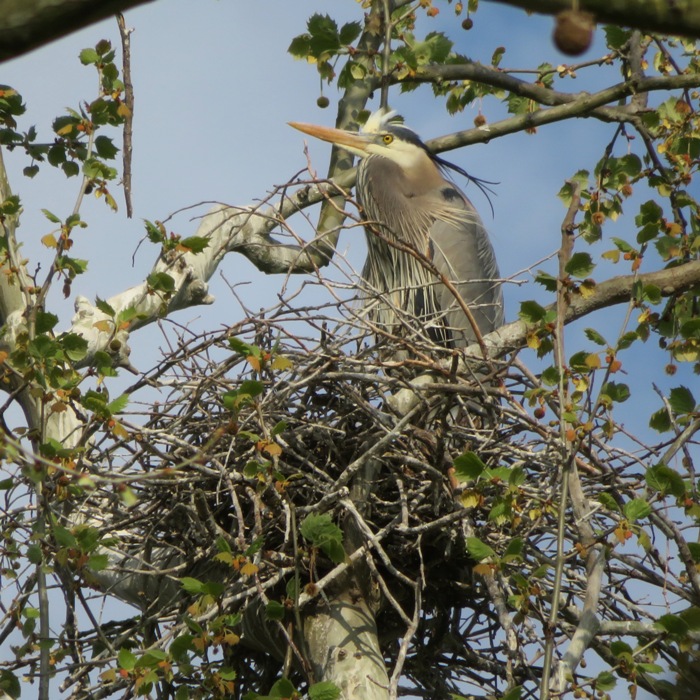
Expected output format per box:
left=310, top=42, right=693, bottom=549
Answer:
left=574, top=376, right=589, bottom=392
left=579, top=280, right=596, bottom=298
left=247, top=355, right=261, bottom=372
left=602, top=249, right=620, bottom=263
left=614, top=524, right=632, bottom=544
left=460, top=490, right=481, bottom=508
left=50, top=401, right=68, bottom=414
left=529, top=508, right=542, bottom=521
left=100, top=669, right=117, bottom=683
left=271, top=355, right=293, bottom=371
left=240, top=562, right=259, bottom=576
left=263, top=442, right=282, bottom=457
left=526, top=332, right=541, bottom=350
left=117, top=102, right=131, bottom=118
left=672, top=346, right=700, bottom=362
left=56, top=124, right=74, bottom=136
left=111, top=422, right=128, bottom=439
left=473, top=563, right=494, bottom=577
left=41, top=233, right=58, bottom=248
left=584, top=353, right=600, bottom=369
left=93, top=320, right=113, bottom=333
left=223, top=632, right=240, bottom=646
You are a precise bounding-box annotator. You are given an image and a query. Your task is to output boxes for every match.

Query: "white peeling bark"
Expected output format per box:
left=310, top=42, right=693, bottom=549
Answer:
left=304, top=591, right=390, bottom=700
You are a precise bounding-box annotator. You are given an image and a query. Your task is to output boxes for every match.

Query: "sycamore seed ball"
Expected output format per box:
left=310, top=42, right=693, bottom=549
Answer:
left=553, top=10, right=595, bottom=56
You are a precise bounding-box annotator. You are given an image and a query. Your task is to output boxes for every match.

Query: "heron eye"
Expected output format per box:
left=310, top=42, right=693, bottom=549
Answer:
left=382, top=134, right=394, bottom=144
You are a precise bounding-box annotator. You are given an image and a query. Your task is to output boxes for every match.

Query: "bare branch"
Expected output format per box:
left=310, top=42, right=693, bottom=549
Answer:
left=487, top=0, right=700, bottom=39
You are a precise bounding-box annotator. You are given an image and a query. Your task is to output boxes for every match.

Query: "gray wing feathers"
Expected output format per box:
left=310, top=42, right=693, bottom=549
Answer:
left=428, top=190, right=503, bottom=346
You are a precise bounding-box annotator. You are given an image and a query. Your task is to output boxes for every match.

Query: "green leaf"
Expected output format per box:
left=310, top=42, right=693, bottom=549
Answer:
left=228, top=337, right=255, bottom=356
left=509, top=466, right=526, bottom=487
left=649, top=408, right=671, bottom=433
left=453, top=451, right=486, bottom=482
left=501, top=687, right=522, bottom=700
left=669, top=386, right=696, bottom=414
left=617, top=331, right=638, bottom=350
left=300, top=513, right=345, bottom=564
left=93, top=135, right=118, bottom=159
left=565, top=252, right=595, bottom=278
left=518, top=300, right=547, bottom=323
left=655, top=614, right=689, bottom=636
left=239, top=379, right=264, bottom=398
left=107, top=394, right=129, bottom=415
left=135, top=649, right=169, bottom=669
left=179, top=236, right=210, bottom=253
left=534, top=271, right=557, bottom=292
left=170, top=634, right=194, bottom=660
left=27, top=543, right=42, bottom=564
left=688, top=542, right=700, bottom=563
left=541, top=366, right=560, bottom=385
left=271, top=420, right=287, bottom=436
left=265, top=600, right=285, bottom=621
left=270, top=678, right=297, bottom=698
left=146, top=271, right=175, bottom=293
left=307, top=13, right=340, bottom=56
left=645, top=464, right=686, bottom=498
left=610, top=640, right=632, bottom=657
left=601, top=381, right=630, bottom=403
left=118, top=647, right=138, bottom=671
left=53, top=524, right=77, bottom=547
left=87, top=553, right=109, bottom=571
left=584, top=328, right=607, bottom=346
left=502, top=537, right=524, bottom=561
left=41, top=208, right=61, bottom=224
left=623, top=498, right=651, bottom=523
left=595, top=670, right=617, bottom=690
left=62, top=161, right=80, bottom=178
left=180, top=576, right=205, bottom=595
left=0, top=670, right=21, bottom=699
left=79, top=48, right=100, bottom=65
left=288, top=34, right=311, bottom=59
left=598, top=492, right=620, bottom=512
left=35, top=310, right=59, bottom=334
left=466, top=537, right=495, bottom=561
left=95, top=297, right=116, bottom=317
left=339, top=21, right=362, bottom=45
left=679, top=607, right=700, bottom=630
left=636, top=662, right=663, bottom=674
left=61, top=332, right=89, bottom=362
left=309, top=680, right=341, bottom=700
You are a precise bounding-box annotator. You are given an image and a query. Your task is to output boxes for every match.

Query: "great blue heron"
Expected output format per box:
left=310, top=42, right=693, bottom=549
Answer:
left=290, top=109, right=503, bottom=347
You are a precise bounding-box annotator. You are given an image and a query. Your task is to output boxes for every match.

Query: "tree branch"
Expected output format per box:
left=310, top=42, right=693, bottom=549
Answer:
left=0, top=0, right=158, bottom=62
left=487, top=0, right=700, bottom=39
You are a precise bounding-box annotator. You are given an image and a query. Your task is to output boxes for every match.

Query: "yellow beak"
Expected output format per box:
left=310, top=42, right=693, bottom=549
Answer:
left=288, top=122, right=371, bottom=155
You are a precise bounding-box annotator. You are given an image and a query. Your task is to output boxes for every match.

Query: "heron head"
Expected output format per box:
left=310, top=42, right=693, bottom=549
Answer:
left=289, top=108, right=431, bottom=171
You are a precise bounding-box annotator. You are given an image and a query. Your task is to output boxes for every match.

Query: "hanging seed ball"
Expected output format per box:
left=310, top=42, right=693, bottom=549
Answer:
left=461, top=17, right=473, bottom=30
left=553, top=9, right=595, bottom=56
left=316, top=95, right=330, bottom=109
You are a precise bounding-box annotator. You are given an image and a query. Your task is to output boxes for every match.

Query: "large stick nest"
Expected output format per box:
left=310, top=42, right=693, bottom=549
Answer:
left=59, top=297, right=698, bottom=699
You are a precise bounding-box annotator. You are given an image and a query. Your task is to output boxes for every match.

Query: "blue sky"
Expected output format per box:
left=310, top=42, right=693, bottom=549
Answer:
left=2, top=2, right=695, bottom=698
